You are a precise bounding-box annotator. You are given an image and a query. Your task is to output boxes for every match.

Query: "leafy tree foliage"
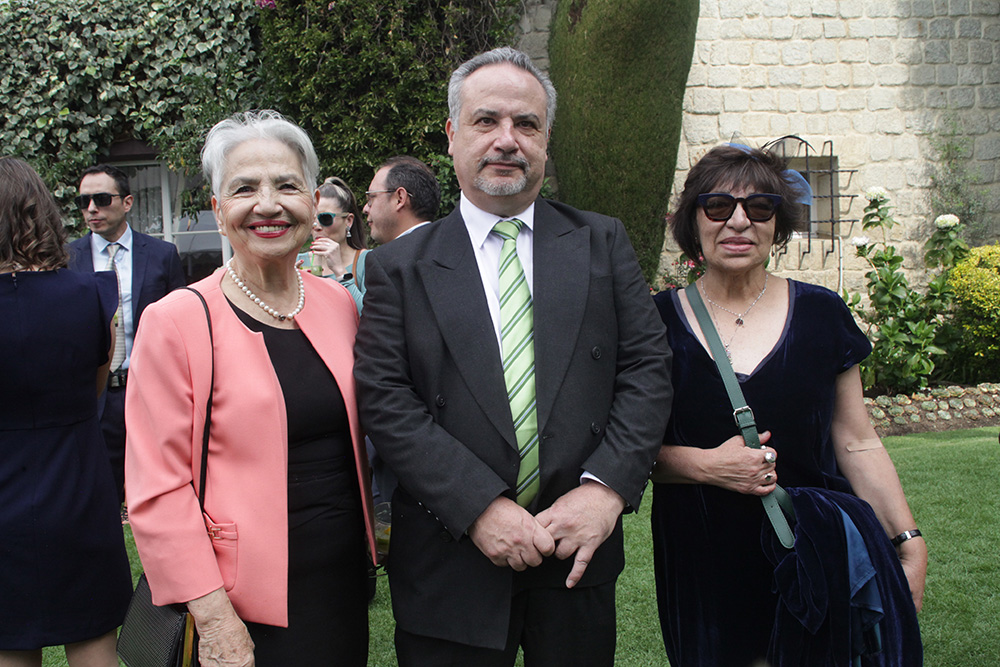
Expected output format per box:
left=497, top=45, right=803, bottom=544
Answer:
left=0, top=0, right=262, bottom=226
left=255, top=0, right=520, bottom=208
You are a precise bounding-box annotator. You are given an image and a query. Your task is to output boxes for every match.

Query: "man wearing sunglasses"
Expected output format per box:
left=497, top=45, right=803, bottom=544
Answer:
left=68, top=164, right=185, bottom=509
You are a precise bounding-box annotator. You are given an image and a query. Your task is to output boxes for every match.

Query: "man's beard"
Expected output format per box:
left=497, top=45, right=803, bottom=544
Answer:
left=474, top=156, right=530, bottom=196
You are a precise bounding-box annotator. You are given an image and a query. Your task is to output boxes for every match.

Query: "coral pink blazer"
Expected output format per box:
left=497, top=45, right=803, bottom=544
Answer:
left=125, top=269, right=375, bottom=627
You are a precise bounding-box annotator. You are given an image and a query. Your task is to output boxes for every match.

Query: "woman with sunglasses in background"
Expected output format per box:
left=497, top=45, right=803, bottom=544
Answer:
left=310, top=176, right=368, bottom=313
left=649, top=144, right=925, bottom=666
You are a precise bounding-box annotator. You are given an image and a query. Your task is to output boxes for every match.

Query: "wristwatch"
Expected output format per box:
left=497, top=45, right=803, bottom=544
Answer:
left=890, top=529, right=922, bottom=547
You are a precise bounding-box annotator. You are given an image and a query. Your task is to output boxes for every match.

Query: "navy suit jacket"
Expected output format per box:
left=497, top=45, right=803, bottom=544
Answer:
left=354, top=198, right=673, bottom=649
left=68, top=230, right=185, bottom=335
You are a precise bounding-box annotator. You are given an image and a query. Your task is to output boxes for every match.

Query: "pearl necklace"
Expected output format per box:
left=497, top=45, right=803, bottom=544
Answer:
left=226, top=258, right=305, bottom=322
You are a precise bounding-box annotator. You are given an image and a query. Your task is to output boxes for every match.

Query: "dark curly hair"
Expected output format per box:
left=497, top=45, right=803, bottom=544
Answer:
left=670, top=144, right=808, bottom=262
left=0, top=157, right=69, bottom=271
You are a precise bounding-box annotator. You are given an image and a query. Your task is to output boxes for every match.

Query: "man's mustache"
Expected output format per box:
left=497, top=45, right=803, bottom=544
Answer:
left=477, top=155, right=528, bottom=172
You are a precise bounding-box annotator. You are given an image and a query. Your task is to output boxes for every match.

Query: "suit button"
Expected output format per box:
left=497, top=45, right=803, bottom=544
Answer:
left=590, top=422, right=602, bottom=434
left=439, top=531, right=453, bottom=543
left=435, top=395, right=446, bottom=407
left=591, top=346, right=602, bottom=359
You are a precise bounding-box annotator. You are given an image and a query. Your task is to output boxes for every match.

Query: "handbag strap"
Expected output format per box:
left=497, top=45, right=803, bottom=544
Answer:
left=181, top=286, right=213, bottom=512
left=684, top=282, right=796, bottom=549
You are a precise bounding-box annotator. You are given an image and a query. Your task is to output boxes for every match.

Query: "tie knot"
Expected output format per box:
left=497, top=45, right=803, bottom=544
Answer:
left=107, top=242, right=121, bottom=256
left=493, top=218, right=524, bottom=242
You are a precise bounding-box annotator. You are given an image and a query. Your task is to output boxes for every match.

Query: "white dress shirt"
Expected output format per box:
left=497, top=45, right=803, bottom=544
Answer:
left=459, top=193, right=535, bottom=350
left=89, top=226, right=135, bottom=369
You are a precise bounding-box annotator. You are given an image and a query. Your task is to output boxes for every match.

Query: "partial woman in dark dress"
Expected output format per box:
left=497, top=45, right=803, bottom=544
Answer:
left=125, top=111, right=376, bottom=666
left=650, top=144, right=926, bottom=666
left=0, top=157, right=132, bottom=667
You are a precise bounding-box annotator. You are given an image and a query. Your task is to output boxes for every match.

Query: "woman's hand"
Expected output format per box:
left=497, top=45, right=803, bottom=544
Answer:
left=897, top=537, right=928, bottom=612
left=704, top=431, right=777, bottom=496
left=652, top=432, right=778, bottom=496
left=186, top=588, right=255, bottom=666
left=310, top=236, right=345, bottom=277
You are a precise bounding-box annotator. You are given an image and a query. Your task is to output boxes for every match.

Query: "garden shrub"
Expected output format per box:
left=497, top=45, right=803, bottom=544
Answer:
left=548, top=0, right=698, bottom=282
left=254, top=0, right=520, bottom=212
left=947, top=244, right=1000, bottom=382
left=845, top=191, right=968, bottom=394
left=0, top=0, right=261, bottom=226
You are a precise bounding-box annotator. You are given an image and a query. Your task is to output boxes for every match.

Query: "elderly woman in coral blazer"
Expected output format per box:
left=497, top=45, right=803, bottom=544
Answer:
left=125, top=111, right=376, bottom=667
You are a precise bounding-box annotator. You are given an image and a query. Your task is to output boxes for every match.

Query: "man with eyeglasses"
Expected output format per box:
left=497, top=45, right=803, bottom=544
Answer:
left=362, top=155, right=441, bottom=245
left=68, top=164, right=184, bottom=510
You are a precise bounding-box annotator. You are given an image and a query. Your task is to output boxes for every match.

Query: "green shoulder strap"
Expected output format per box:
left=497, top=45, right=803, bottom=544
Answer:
left=684, top=283, right=795, bottom=549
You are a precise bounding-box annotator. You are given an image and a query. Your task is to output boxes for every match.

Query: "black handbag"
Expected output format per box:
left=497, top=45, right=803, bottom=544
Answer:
left=117, top=287, right=214, bottom=667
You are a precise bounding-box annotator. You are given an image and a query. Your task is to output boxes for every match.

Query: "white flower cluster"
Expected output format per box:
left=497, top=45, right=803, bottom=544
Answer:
left=934, top=214, right=960, bottom=230
left=864, top=186, right=888, bottom=201
left=851, top=236, right=871, bottom=247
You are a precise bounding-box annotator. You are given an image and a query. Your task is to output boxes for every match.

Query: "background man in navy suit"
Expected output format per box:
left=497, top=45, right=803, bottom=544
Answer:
left=354, top=47, right=672, bottom=666
left=69, top=164, right=185, bottom=507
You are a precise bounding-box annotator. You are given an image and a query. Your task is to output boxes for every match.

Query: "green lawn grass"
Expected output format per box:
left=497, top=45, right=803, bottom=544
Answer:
left=42, top=427, right=998, bottom=666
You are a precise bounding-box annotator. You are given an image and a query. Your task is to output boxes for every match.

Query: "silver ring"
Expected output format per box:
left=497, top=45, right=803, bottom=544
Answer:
left=764, top=473, right=774, bottom=484
left=764, top=450, right=776, bottom=464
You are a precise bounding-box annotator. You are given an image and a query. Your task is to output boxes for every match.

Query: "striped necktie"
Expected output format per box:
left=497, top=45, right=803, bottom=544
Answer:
left=493, top=219, right=539, bottom=507
left=105, top=242, right=126, bottom=372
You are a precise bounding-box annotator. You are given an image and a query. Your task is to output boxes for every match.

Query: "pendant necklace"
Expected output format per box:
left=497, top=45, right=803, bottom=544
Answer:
left=226, top=258, right=305, bottom=322
left=699, top=273, right=769, bottom=361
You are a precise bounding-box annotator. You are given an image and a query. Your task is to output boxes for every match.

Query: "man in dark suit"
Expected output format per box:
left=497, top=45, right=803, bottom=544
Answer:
left=69, top=164, right=185, bottom=506
left=354, top=47, right=672, bottom=666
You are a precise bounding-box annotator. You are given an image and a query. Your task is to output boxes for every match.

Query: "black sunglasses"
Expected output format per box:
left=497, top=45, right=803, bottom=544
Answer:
left=317, top=212, right=349, bottom=227
left=74, top=193, right=124, bottom=209
left=697, top=193, right=782, bottom=223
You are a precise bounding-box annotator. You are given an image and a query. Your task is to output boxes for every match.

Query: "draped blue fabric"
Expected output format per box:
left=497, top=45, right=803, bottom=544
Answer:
left=761, top=487, right=922, bottom=666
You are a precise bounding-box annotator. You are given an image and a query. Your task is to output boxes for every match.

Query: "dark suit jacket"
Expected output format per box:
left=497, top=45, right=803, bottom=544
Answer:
left=68, top=230, right=186, bottom=335
left=354, top=198, right=672, bottom=649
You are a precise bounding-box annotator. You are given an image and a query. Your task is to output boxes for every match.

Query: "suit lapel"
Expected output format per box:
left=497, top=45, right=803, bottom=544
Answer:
left=532, top=199, right=590, bottom=434
left=417, top=211, right=517, bottom=449
left=130, top=231, right=149, bottom=323
left=71, top=235, right=96, bottom=271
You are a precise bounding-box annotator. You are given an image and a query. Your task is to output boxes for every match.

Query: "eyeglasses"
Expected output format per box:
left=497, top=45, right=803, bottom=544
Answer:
left=74, top=193, right=125, bottom=209
left=364, top=189, right=395, bottom=206
left=317, top=212, right=349, bottom=227
left=697, top=193, right=781, bottom=223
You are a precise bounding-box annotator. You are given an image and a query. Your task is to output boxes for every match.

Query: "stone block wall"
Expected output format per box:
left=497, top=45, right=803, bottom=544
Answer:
left=670, top=0, right=1000, bottom=291
left=515, top=0, right=1000, bottom=292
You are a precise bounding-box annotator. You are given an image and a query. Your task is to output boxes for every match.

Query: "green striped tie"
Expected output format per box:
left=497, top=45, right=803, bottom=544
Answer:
left=493, top=219, right=539, bottom=507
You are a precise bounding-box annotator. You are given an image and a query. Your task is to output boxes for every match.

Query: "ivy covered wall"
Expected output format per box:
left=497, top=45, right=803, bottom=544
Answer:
left=0, top=0, right=261, bottom=218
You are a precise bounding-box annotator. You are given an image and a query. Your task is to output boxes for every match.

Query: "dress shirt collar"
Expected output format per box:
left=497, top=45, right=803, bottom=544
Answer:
left=91, top=224, right=134, bottom=256
left=459, top=193, right=535, bottom=249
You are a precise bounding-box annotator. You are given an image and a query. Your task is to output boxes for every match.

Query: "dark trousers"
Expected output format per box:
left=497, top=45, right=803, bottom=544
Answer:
left=97, top=384, right=126, bottom=506
left=395, top=581, right=616, bottom=667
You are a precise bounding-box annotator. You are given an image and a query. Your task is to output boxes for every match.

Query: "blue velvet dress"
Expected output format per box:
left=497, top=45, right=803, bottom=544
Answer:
left=651, top=280, right=877, bottom=666
left=0, top=269, right=133, bottom=649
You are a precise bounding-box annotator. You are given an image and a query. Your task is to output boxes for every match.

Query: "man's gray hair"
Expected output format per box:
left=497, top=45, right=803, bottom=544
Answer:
left=448, top=47, right=557, bottom=133
left=201, top=110, right=319, bottom=198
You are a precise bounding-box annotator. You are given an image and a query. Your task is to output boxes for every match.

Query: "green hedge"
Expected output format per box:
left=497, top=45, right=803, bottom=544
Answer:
left=255, top=0, right=520, bottom=209
left=948, top=244, right=1000, bottom=382
left=0, top=0, right=261, bottom=225
left=548, top=0, right=698, bottom=282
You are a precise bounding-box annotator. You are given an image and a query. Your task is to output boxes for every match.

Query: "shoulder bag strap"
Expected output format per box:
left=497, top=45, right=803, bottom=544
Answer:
left=684, top=283, right=795, bottom=548
left=180, top=286, right=213, bottom=512
left=350, top=248, right=362, bottom=280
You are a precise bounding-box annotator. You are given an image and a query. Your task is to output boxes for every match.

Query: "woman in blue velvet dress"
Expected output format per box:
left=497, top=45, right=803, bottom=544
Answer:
left=0, top=157, right=132, bottom=667
left=650, top=144, right=926, bottom=666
